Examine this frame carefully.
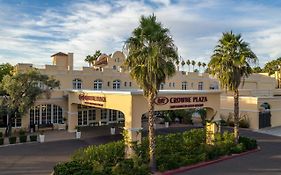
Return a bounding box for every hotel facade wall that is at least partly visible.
[7,51,281,131]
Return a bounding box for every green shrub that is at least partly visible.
[30,135,37,142]
[112,158,149,175]
[9,136,16,144]
[19,129,26,136]
[230,143,245,154]
[53,129,257,174]
[19,135,27,143]
[53,161,92,175]
[0,132,3,138]
[0,137,3,145]
[239,136,257,150]
[72,140,125,170]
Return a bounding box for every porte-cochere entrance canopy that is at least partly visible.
[67,89,221,142]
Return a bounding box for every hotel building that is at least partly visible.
[1,51,281,135]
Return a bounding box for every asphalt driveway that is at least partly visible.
[1,126,281,175]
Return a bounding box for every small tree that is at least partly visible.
[0,70,60,136]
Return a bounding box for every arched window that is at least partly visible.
[182,81,187,90]
[30,104,63,125]
[73,79,82,89]
[94,79,102,90]
[113,80,121,90]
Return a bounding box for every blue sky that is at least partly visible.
[0,0,281,68]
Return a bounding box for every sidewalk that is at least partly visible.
[255,126,281,137]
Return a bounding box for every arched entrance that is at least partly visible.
[67,90,221,143]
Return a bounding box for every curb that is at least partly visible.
[157,147,260,175]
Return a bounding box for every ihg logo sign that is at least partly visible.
[154,97,169,105]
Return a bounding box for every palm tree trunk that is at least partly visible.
[234,89,239,143]
[148,93,156,172]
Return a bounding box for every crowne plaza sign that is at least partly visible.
[78,93,106,107]
[154,96,208,109]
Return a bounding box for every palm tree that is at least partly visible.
[84,50,102,66]
[186,59,191,72]
[197,61,202,72]
[181,60,185,71]
[175,60,180,71]
[84,55,93,66]
[191,60,196,72]
[124,14,178,171]
[208,31,257,143]
[202,62,206,72]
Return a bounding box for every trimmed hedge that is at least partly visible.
[9,136,16,144]
[19,135,27,143]
[30,135,37,142]
[0,137,3,145]
[54,129,257,174]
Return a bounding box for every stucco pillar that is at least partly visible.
[68,103,78,132]
[123,110,142,158]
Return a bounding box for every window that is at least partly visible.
[169,82,171,87]
[107,81,110,87]
[0,109,21,128]
[198,82,203,90]
[88,110,96,121]
[73,79,82,89]
[113,80,121,90]
[160,83,164,90]
[124,82,127,87]
[173,82,175,87]
[94,79,102,90]
[129,82,132,87]
[109,110,117,122]
[101,109,107,120]
[182,81,187,90]
[30,104,63,125]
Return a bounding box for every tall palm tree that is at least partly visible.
[84,55,93,66]
[191,60,196,72]
[208,31,257,143]
[84,50,102,66]
[202,62,206,71]
[124,14,178,171]
[197,61,202,72]
[175,60,180,71]
[186,59,191,72]
[181,60,185,71]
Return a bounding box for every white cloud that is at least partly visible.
[0,0,281,68]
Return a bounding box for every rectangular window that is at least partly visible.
[101,109,107,120]
[47,104,52,123]
[83,111,87,125]
[88,110,96,121]
[78,111,82,125]
[41,105,47,124]
[198,82,203,90]
[124,82,127,87]
[129,82,132,87]
[107,82,110,87]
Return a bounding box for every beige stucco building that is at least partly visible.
[2,50,281,140]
